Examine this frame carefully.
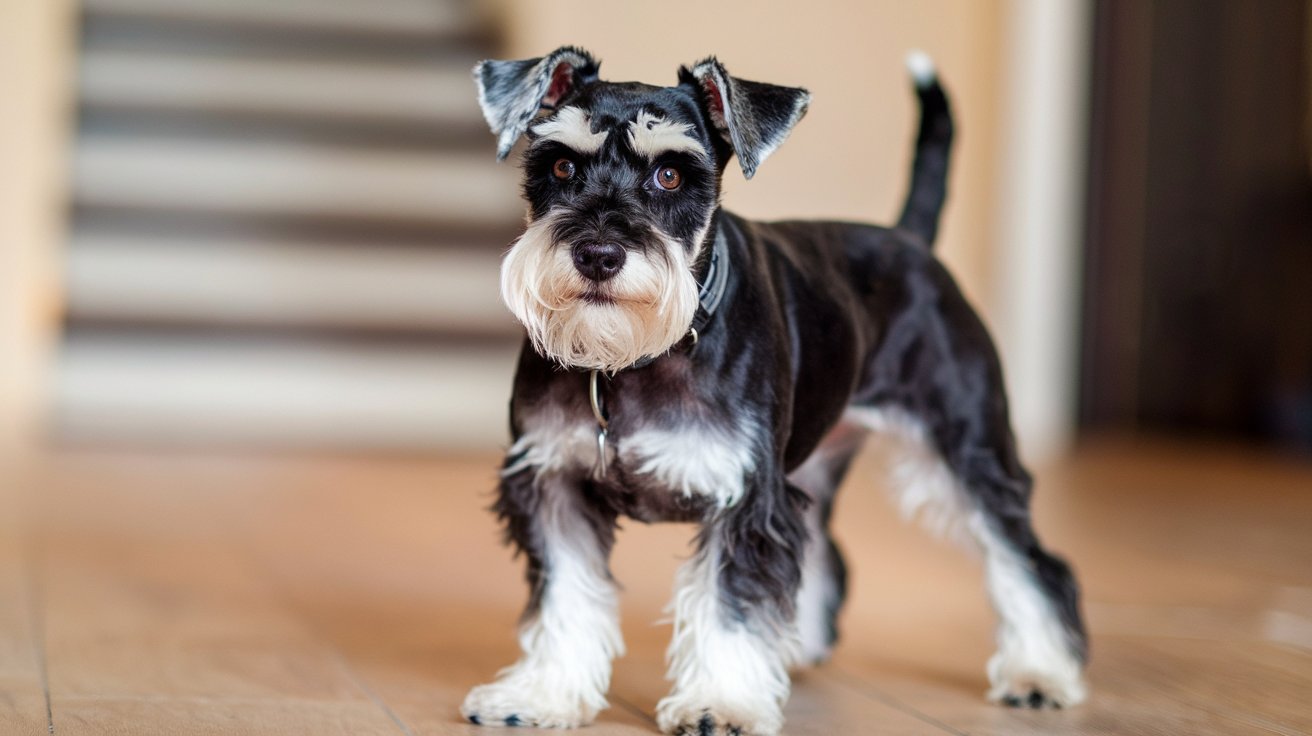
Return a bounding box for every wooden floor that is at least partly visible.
[2,436,1310,735]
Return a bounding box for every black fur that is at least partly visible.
[520,81,721,253]
[493,457,620,624]
[470,47,1087,731]
[898,74,953,245]
[496,207,1085,655]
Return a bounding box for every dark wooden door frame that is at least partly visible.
[1081,0,1312,449]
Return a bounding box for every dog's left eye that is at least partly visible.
[552,158,576,180]
[653,166,682,191]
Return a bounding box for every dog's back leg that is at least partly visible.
[787,420,866,665]
[844,279,1088,706]
[844,239,1088,707]
[850,401,1087,708]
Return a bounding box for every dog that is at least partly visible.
[460,46,1088,735]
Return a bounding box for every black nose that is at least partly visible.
[572,242,626,282]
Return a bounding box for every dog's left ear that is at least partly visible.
[474,46,601,160]
[682,58,810,179]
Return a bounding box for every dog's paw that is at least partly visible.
[461,679,599,729]
[656,698,782,736]
[986,641,1087,711]
[669,711,744,736]
[658,709,762,736]
[986,670,1087,710]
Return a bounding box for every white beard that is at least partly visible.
[500,209,700,372]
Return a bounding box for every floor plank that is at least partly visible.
[612,647,959,736]
[3,437,1310,734]
[824,437,1312,736]
[236,461,674,735]
[32,461,411,735]
[53,699,409,736]
[0,462,50,736]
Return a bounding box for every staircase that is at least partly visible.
[54,0,525,450]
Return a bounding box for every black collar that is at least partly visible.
[690,221,730,337]
[625,221,730,370]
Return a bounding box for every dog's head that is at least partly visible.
[474,46,809,372]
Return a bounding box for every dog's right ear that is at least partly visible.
[473,46,601,160]
[681,57,810,180]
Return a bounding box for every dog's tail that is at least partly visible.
[896,51,953,248]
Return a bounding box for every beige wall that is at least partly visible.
[488,2,1102,461]
[0,2,1088,457]
[489,1,1006,317]
[0,0,75,454]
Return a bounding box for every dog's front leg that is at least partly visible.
[461,467,622,728]
[657,478,809,736]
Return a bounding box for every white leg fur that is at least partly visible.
[791,500,838,665]
[786,421,864,666]
[460,475,624,727]
[977,517,1087,707]
[846,407,1086,707]
[657,540,796,736]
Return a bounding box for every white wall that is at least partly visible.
[0,0,75,455]
[993,0,1093,461]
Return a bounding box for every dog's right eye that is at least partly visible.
[552,158,576,180]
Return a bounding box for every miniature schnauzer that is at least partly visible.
[461,46,1088,735]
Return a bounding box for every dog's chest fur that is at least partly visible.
[509,351,762,522]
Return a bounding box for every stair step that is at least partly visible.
[82,0,481,40]
[72,135,522,227]
[54,333,519,450]
[60,0,519,451]
[79,48,484,129]
[65,232,514,333]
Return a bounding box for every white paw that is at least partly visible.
[656,693,783,736]
[461,677,601,729]
[986,651,1087,709]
